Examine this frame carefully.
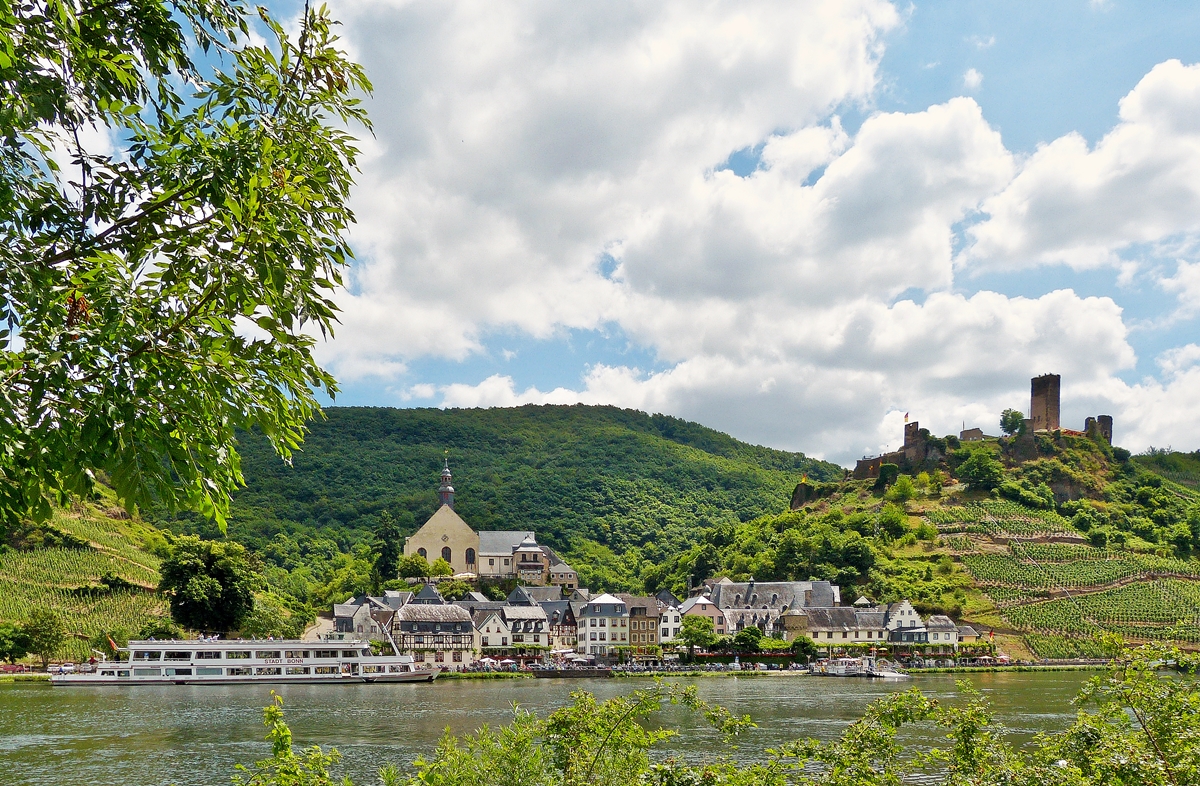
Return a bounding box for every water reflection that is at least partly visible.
[0,672,1090,786]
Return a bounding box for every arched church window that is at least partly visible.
[418,548,427,559]
[442,546,452,563]
[466,548,476,564]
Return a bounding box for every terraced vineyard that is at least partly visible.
[0,506,167,662]
[927,501,1075,538]
[1003,580,1200,643]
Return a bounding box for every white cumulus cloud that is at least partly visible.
[312,1,1200,463]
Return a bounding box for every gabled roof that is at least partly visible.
[587,593,624,605]
[411,505,476,541]
[802,607,887,630]
[412,583,445,604]
[617,595,664,615]
[478,531,535,555]
[465,592,491,603]
[549,561,575,572]
[679,595,715,614]
[539,600,575,625]
[521,586,566,602]
[507,585,537,606]
[655,589,682,608]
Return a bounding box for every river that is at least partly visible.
[0,671,1093,785]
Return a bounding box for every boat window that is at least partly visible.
[100,671,115,676]
[363,665,385,673]
[255,667,282,675]
[286,667,311,675]
[226,667,253,676]
[226,651,251,659]
[314,665,339,674]
[132,651,161,661]
[284,650,309,659]
[361,650,371,657]
[388,665,407,673]
[196,651,222,659]
[164,651,191,660]
[196,667,223,676]
[133,668,160,676]
[165,668,192,676]
[256,651,281,659]
[340,650,359,658]
[313,650,338,659]
[117,671,130,678]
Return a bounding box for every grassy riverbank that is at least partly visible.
[0,673,50,683]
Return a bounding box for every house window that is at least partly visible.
[453,651,463,662]
[504,558,510,566]
[435,651,444,663]
[466,548,476,564]
[442,546,452,563]
[489,558,495,566]
[932,633,939,640]
[418,548,427,558]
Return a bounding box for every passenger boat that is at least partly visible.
[51,637,438,686]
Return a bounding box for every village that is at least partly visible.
[323,462,998,673]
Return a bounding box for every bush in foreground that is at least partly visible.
[237,643,1198,785]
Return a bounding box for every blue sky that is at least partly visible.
[306,0,1200,464]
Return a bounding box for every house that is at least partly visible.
[333,591,411,641]
[392,585,474,670]
[925,615,959,646]
[618,595,665,659]
[540,599,578,651]
[679,595,727,637]
[402,462,574,585]
[655,589,682,608]
[883,601,927,643]
[474,609,510,650]
[658,605,682,644]
[800,607,888,645]
[548,561,579,590]
[577,593,629,659]
[957,624,983,644]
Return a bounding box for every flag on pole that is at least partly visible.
[107,635,118,652]
[904,412,909,423]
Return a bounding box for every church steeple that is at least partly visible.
[437,458,455,509]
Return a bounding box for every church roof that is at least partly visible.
[478,530,535,555]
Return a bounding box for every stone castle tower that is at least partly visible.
[1030,374,1061,431]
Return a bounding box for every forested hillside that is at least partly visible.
[150,405,841,592]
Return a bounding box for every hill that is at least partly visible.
[0,492,168,662]
[661,431,1200,659]
[150,404,841,591]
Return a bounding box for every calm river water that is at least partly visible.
[0,671,1092,786]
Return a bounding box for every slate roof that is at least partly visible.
[802,607,887,631]
[522,586,566,602]
[925,614,958,631]
[708,580,839,610]
[453,600,506,616]
[478,531,535,555]
[412,583,445,604]
[655,589,682,608]
[540,600,575,627]
[398,604,472,623]
[507,585,537,606]
[504,605,548,621]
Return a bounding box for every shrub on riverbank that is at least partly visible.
[236,644,1198,785]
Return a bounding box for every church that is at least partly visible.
[402,462,579,589]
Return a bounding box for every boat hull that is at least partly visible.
[52,671,437,686]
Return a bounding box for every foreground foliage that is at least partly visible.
[238,644,1198,786]
[0,0,369,533]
